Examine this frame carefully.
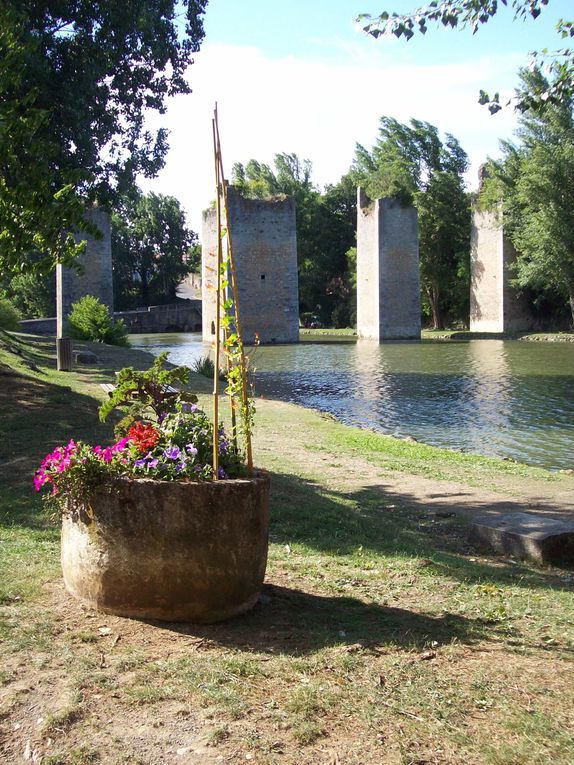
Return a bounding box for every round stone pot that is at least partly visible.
[61,473,270,623]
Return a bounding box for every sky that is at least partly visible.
[140,0,573,232]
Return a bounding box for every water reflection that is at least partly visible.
[129,333,574,470]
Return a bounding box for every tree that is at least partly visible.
[0,1,207,275]
[232,154,356,325]
[112,191,195,309]
[352,117,471,328]
[1,270,56,319]
[359,1,574,113]
[481,68,574,325]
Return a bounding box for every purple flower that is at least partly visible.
[193,465,202,474]
[175,461,186,473]
[219,439,229,455]
[148,458,159,469]
[163,446,181,460]
[182,403,199,414]
[186,443,198,457]
[218,466,228,479]
[134,458,147,469]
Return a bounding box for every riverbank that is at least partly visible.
[1,333,573,764]
[300,327,574,342]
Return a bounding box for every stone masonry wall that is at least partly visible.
[56,206,113,336]
[202,186,299,345]
[357,189,421,340]
[470,207,534,333]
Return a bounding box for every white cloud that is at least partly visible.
[140,43,524,233]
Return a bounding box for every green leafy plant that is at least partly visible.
[0,298,21,331]
[99,351,196,434]
[67,295,129,346]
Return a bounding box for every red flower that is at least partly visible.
[128,422,160,454]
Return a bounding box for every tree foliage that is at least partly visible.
[232,155,356,325]
[352,117,471,328]
[0,0,207,274]
[359,0,574,113]
[112,190,196,309]
[481,68,574,325]
[1,269,56,319]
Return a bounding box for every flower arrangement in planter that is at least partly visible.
[34,353,269,623]
[34,108,269,622]
[34,353,245,504]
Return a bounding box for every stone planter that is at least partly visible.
[61,473,270,622]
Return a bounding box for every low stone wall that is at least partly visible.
[19,301,202,336]
[19,318,57,335]
[115,301,201,334]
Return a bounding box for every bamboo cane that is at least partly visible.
[211,116,222,479]
[213,106,254,475]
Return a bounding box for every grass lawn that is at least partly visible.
[1,332,573,765]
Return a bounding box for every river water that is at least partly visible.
[129,333,574,471]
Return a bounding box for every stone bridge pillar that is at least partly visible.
[356,188,420,341]
[202,186,299,345]
[470,206,534,333]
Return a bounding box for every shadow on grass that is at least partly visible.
[155,583,493,655]
[0,368,114,528]
[268,471,573,591]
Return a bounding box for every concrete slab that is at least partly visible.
[469,512,574,567]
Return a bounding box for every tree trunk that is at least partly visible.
[426,285,443,330]
[569,286,574,329]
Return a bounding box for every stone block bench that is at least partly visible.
[469,512,574,567]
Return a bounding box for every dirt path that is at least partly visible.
[255,399,574,524]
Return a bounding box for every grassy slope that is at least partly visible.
[1,333,573,765]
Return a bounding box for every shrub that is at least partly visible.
[67,295,129,346]
[330,302,352,329]
[0,299,22,331]
[192,354,226,380]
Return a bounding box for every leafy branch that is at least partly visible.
[358,1,574,113]
[99,352,197,434]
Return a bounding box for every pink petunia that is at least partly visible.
[112,437,131,453]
